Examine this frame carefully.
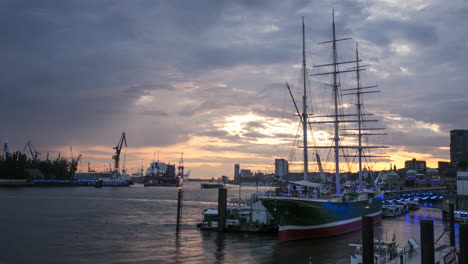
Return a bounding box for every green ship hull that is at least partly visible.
[260,194,382,241]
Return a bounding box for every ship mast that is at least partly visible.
[344,42,387,190]
[301,17,309,181]
[355,43,364,189]
[331,11,340,194]
[310,10,355,195]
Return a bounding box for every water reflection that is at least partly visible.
[269,230,362,264]
[0,183,459,264]
[175,233,182,263]
[215,232,225,263]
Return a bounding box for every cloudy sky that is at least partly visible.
[1,0,467,179]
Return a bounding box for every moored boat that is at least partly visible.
[382,205,401,217]
[408,200,420,210]
[144,162,177,187]
[261,192,381,240]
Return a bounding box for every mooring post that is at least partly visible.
[362,216,374,264]
[176,187,183,234]
[460,223,468,264]
[218,188,227,232]
[420,219,434,264]
[449,203,455,247]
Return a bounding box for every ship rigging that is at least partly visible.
[259,12,386,241]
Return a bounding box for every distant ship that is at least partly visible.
[259,13,385,241]
[200,182,225,189]
[144,162,177,187]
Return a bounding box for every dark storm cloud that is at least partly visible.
[359,19,438,47]
[195,130,242,142]
[1,0,467,166]
[0,0,233,149]
[242,131,269,138]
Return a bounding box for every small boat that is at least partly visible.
[95,180,103,188]
[349,238,419,264]
[201,183,225,189]
[350,236,458,263]
[454,210,468,222]
[394,202,410,213]
[382,205,400,217]
[408,201,420,210]
[198,197,277,233]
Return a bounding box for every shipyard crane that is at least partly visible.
[316,153,326,183]
[70,151,82,178]
[70,146,82,165]
[3,141,11,157]
[70,146,82,173]
[23,140,40,160]
[112,132,127,174]
[177,152,184,177]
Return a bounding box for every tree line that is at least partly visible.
[0,151,77,180]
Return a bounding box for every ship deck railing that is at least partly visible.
[228,198,252,206]
[254,191,376,203]
[254,191,338,201]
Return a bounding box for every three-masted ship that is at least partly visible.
[260,12,387,241]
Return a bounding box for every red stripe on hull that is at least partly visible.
[279,213,381,241]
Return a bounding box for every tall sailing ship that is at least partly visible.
[259,12,387,241]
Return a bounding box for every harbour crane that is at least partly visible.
[112,132,127,175]
[70,146,82,164]
[3,140,11,157]
[316,153,326,183]
[70,147,82,178]
[177,152,184,177]
[23,140,40,160]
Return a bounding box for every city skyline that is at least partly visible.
[2,0,467,178]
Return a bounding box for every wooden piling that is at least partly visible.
[420,219,434,264]
[460,223,468,264]
[362,216,374,264]
[449,203,455,247]
[176,187,183,234]
[218,188,227,232]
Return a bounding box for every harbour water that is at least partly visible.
[0,182,457,264]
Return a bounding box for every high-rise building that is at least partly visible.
[275,159,289,178]
[438,161,450,172]
[450,129,468,163]
[240,169,253,178]
[404,158,426,172]
[234,164,240,184]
